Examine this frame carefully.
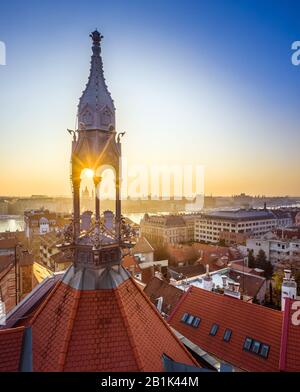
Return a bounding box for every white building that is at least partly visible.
[246,237,300,267]
[175,265,267,303]
[195,209,292,244]
[281,269,297,311]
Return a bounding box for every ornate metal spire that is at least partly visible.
[78,30,115,132]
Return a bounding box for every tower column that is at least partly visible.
[73,178,81,241]
[115,166,121,242]
[94,176,101,227]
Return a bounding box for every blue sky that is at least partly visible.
[0,0,299,196]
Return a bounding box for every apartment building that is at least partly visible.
[195,209,292,244]
[246,237,300,268]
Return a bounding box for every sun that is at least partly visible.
[84,168,94,179]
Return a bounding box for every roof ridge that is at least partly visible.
[113,282,144,371]
[191,285,283,317]
[141,236,154,250]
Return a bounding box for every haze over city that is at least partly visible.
[1,0,300,197]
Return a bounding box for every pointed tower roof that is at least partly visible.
[27,268,198,371]
[78,30,115,132]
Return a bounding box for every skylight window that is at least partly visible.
[209,323,219,336]
[243,337,270,360]
[251,340,261,354]
[192,317,201,328]
[186,315,194,325]
[259,344,270,359]
[181,313,189,323]
[243,337,252,351]
[223,329,232,342]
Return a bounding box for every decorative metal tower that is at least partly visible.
[60,31,133,280]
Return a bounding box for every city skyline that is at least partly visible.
[1,0,300,197]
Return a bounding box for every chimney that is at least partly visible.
[81,210,92,231]
[221,275,228,288]
[104,210,114,231]
[206,264,210,275]
[281,270,297,311]
[156,297,163,314]
[264,202,267,210]
[224,280,241,299]
[284,269,291,280]
[203,265,213,292]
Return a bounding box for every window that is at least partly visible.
[181,313,189,323]
[223,329,232,342]
[186,315,194,325]
[243,337,252,351]
[192,317,201,328]
[259,344,270,359]
[251,340,261,354]
[210,323,219,336]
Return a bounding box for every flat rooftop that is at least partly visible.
[201,209,276,222]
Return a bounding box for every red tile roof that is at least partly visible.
[0,327,24,371]
[131,237,154,254]
[122,255,141,272]
[144,276,184,316]
[0,255,14,274]
[169,286,284,372]
[29,275,198,371]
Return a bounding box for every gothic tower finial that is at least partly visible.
[89,30,103,46]
[77,30,115,132]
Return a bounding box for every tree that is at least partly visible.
[255,249,267,270]
[264,260,274,280]
[248,249,256,268]
[255,249,274,304]
[273,271,284,308]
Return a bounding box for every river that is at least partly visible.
[0,213,146,232]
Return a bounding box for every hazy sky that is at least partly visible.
[0,0,300,197]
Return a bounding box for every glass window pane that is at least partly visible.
[251,340,261,354]
[192,317,201,328]
[210,323,219,336]
[186,315,194,325]
[244,337,252,351]
[181,313,189,322]
[260,344,269,358]
[223,329,232,342]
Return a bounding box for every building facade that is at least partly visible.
[195,209,292,244]
[140,213,201,245]
[246,237,300,268]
